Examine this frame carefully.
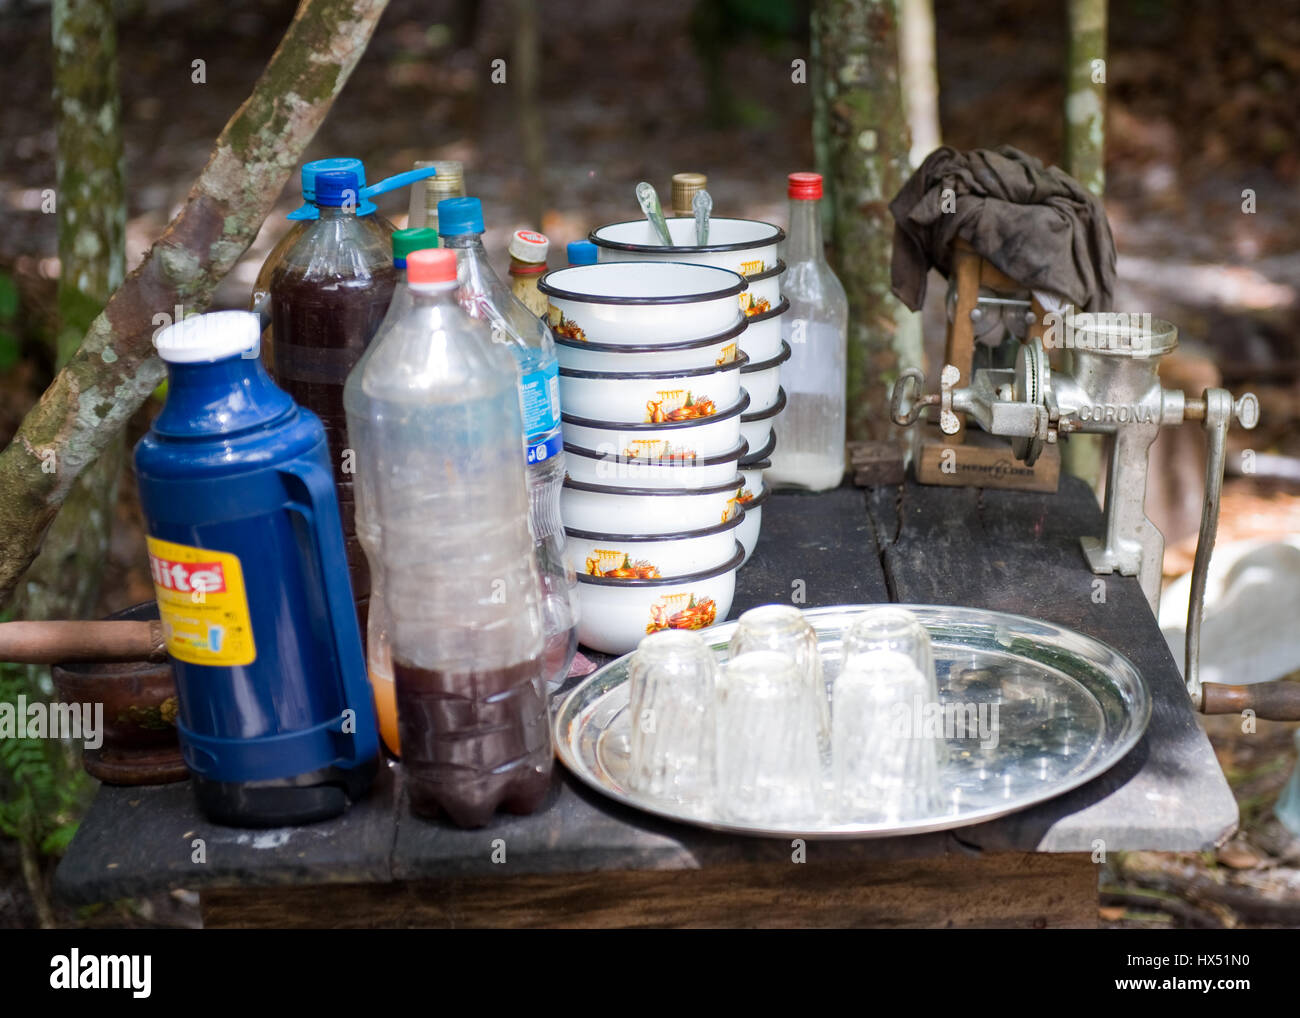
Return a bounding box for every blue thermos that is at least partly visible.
[135,311,380,827]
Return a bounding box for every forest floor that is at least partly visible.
[0,0,1298,928]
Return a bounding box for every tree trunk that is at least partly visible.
[813,0,922,441]
[0,0,391,610]
[1064,0,1106,197]
[898,0,940,169]
[14,0,127,626]
[1063,0,1107,490]
[512,0,545,228]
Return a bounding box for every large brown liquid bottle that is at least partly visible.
[268,167,396,629]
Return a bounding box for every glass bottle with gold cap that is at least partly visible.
[671,172,708,218]
[407,159,466,233]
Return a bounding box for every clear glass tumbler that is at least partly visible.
[626,629,718,807]
[727,604,829,753]
[833,607,946,821]
[714,649,824,825]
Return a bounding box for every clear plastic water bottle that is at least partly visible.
[344,226,439,758]
[346,248,553,827]
[767,172,849,491]
[437,197,578,687]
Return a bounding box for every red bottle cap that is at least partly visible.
[788,172,823,200]
[407,248,457,285]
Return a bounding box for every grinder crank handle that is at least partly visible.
[1183,388,1280,713]
[890,366,961,429]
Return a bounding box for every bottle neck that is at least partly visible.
[439,232,504,298]
[509,257,546,278]
[154,355,294,439]
[786,196,824,264]
[316,204,356,221]
[439,231,484,252]
[409,281,460,304]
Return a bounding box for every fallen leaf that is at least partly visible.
[1217,840,1264,869]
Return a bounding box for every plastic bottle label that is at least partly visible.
[527,431,564,465]
[146,537,257,667]
[519,362,560,439]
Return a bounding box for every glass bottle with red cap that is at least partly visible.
[767,171,848,492]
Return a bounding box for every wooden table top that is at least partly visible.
[54,479,1237,906]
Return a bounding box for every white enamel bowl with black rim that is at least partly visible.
[566,512,745,581]
[562,391,749,462]
[564,437,748,490]
[591,217,784,279]
[736,484,770,566]
[558,352,748,424]
[740,260,784,317]
[740,340,790,413]
[561,475,746,536]
[740,457,769,503]
[740,297,789,363]
[554,316,747,373]
[739,387,787,455]
[740,427,776,466]
[575,542,744,655]
[538,261,747,346]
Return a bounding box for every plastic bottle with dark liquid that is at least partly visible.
[345,249,553,828]
[250,157,394,371]
[395,659,551,826]
[343,226,440,759]
[268,166,396,630]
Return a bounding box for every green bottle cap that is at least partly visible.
[392,227,440,265]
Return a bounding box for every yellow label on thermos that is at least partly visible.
[145,537,257,667]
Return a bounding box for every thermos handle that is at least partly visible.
[278,457,380,766]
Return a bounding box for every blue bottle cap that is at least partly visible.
[567,240,598,266]
[288,157,378,219]
[314,168,363,209]
[437,196,484,236]
[302,157,365,202]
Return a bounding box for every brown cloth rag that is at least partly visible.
[889,145,1117,313]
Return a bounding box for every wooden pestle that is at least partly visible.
[0,620,166,664]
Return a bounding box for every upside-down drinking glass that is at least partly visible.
[833,606,946,821]
[714,649,824,824]
[727,604,829,752]
[626,629,718,807]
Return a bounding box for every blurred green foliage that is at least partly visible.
[0,603,95,929]
[690,0,809,126]
[0,655,92,857]
[0,271,21,373]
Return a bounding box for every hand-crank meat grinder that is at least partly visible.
[888,313,1299,720]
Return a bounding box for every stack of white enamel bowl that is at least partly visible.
[539,260,754,655]
[589,218,788,554]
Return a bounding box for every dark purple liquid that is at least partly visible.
[394,657,553,828]
[269,265,396,621]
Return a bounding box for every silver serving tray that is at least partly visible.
[553,604,1151,839]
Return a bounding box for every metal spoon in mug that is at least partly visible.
[693,189,712,246]
[636,182,674,246]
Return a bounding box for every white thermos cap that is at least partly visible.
[154,310,261,364]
